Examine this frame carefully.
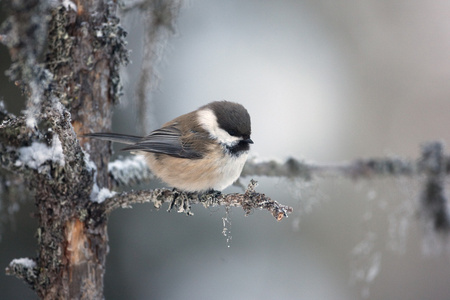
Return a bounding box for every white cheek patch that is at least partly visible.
[197,109,241,146]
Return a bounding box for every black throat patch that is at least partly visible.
[225,140,250,156]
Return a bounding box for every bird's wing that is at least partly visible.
[122,124,204,159]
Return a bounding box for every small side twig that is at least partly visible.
[5,258,38,288]
[103,180,292,221]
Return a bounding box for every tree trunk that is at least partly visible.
[37,1,128,298]
[1,0,127,298]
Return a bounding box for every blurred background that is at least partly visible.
[2,0,450,299]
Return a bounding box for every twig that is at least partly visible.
[103,180,292,221]
[5,258,38,287]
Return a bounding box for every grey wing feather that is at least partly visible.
[122,125,203,159]
[83,133,142,145]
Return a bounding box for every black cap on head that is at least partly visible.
[204,101,252,139]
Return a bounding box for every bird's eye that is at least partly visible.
[227,129,238,136]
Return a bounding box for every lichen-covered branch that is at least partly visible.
[242,152,442,180]
[0,103,91,181]
[103,179,293,221]
[5,258,38,287]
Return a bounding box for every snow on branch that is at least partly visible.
[108,155,156,186]
[0,102,94,187]
[103,180,293,221]
[5,257,38,287]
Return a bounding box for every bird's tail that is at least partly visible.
[83,133,142,145]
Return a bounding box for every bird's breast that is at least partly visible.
[143,145,248,192]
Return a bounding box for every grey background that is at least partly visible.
[1,1,450,299]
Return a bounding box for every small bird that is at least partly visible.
[84,101,253,192]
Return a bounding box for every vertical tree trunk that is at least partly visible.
[36,1,128,298]
[0,0,127,298]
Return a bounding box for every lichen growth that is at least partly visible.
[46,3,129,108]
[98,1,130,104]
[46,5,76,107]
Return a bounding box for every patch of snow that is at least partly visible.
[18,135,65,169]
[90,184,116,203]
[97,187,116,203]
[50,0,77,11]
[108,155,154,184]
[26,115,37,128]
[108,155,146,171]
[83,150,97,172]
[54,101,65,115]
[10,257,36,269]
[83,151,110,203]
[62,0,77,11]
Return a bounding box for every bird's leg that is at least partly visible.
[168,188,193,216]
[167,188,180,212]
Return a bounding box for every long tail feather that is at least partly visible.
[83,133,142,145]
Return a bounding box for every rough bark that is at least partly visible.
[1,0,128,298]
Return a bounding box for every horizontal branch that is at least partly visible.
[103,180,292,221]
[108,141,449,183]
[243,145,449,180]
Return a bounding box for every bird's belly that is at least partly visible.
[143,151,248,192]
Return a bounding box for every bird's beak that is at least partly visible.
[244,138,254,144]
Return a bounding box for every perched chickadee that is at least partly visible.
[85,101,253,192]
